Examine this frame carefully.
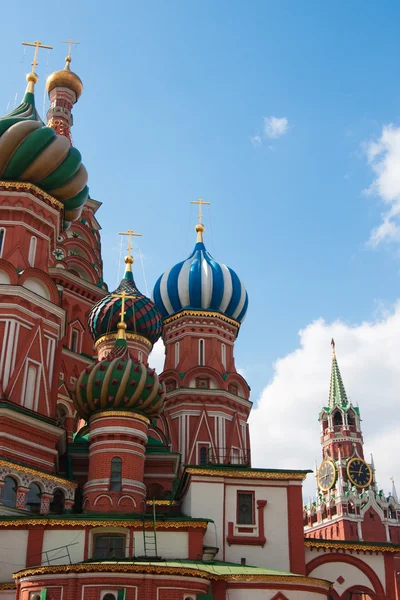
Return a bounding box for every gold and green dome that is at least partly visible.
[46,57,83,100]
[0,79,88,226]
[74,338,166,420]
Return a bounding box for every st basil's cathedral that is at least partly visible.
[0,41,399,600]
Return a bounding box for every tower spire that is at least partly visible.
[22,39,53,92]
[328,339,348,408]
[118,228,142,273]
[191,197,210,242]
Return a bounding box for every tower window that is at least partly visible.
[50,489,65,514]
[333,411,343,426]
[174,342,180,368]
[237,491,255,525]
[199,446,208,465]
[0,227,5,257]
[71,329,79,353]
[1,476,17,508]
[110,457,122,491]
[221,343,226,369]
[28,236,37,267]
[199,339,205,366]
[23,363,39,410]
[26,483,41,514]
[93,534,126,559]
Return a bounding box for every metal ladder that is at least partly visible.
[142,501,158,559]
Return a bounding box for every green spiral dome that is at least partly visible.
[74,339,166,420]
[0,91,88,225]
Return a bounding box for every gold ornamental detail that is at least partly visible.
[0,518,208,529]
[12,562,330,587]
[91,410,150,424]
[304,539,400,553]
[186,467,308,481]
[0,459,77,488]
[0,181,63,209]
[94,332,153,350]
[164,310,240,328]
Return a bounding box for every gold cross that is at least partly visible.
[191,198,210,226]
[119,228,142,259]
[111,290,136,339]
[61,39,80,59]
[22,40,53,75]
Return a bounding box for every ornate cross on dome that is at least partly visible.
[191,198,210,226]
[62,39,80,60]
[119,228,142,262]
[22,40,53,75]
[111,290,136,340]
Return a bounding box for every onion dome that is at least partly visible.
[0,76,88,226]
[153,223,248,323]
[46,56,83,100]
[74,338,166,420]
[88,258,163,347]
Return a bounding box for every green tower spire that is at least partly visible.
[328,339,348,408]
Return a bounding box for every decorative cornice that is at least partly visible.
[0,582,15,590]
[146,499,176,505]
[94,332,153,350]
[304,539,400,553]
[0,181,63,210]
[0,518,208,529]
[163,309,240,328]
[186,467,309,481]
[0,459,77,488]
[12,562,330,587]
[90,410,150,425]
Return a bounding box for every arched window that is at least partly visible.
[174,342,180,368]
[199,446,208,465]
[23,364,39,410]
[71,329,79,353]
[1,476,17,508]
[333,411,343,426]
[110,457,122,491]
[26,483,41,514]
[28,236,37,267]
[50,489,65,514]
[347,410,355,426]
[199,339,205,366]
[56,403,67,427]
[103,595,117,600]
[221,343,226,369]
[0,227,5,258]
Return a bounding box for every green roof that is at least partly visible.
[329,345,348,408]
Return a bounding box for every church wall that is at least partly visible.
[0,530,28,582]
[227,589,328,599]
[307,558,383,597]
[181,479,224,555]
[224,483,290,572]
[133,531,188,559]
[42,529,85,565]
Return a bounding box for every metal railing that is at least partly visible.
[206,448,250,466]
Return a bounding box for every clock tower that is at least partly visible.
[304,340,400,544]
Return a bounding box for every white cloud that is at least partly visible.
[249,304,400,498]
[250,134,262,147]
[148,339,165,373]
[263,116,289,139]
[364,125,400,245]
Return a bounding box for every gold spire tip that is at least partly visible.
[111,290,136,340]
[61,39,80,62]
[22,40,53,92]
[119,228,142,270]
[191,198,210,242]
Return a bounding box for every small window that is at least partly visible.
[138,351,143,362]
[347,411,355,426]
[1,476,17,508]
[199,339,205,366]
[26,483,41,514]
[199,446,208,465]
[93,534,126,559]
[0,227,5,257]
[174,342,180,368]
[110,457,122,491]
[24,363,38,410]
[71,329,79,353]
[103,595,117,600]
[221,343,226,369]
[28,236,37,267]
[237,491,255,525]
[50,489,65,514]
[333,411,343,426]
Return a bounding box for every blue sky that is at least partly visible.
[2,2,400,489]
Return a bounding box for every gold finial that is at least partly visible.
[111,290,136,340]
[22,40,53,92]
[331,338,336,356]
[61,39,80,68]
[119,228,142,271]
[190,198,210,242]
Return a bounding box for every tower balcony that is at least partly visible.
[204,448,251,467]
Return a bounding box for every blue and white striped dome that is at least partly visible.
[153,240,248,323]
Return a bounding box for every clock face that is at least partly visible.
[347,458,372,488]
[52,248,65,261]
[317,460,336,491]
